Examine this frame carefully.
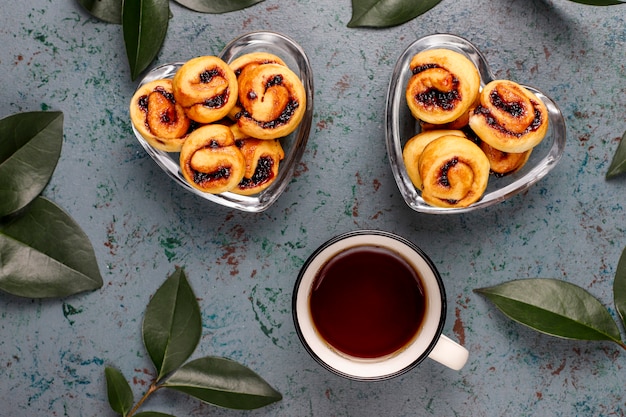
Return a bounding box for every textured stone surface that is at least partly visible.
[1,0,625,416]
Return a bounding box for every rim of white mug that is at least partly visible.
[292,230,446,380]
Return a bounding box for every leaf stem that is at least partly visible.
[127,381,161,417]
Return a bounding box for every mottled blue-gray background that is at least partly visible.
[1,0,625,416]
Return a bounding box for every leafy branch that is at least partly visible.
[105,268,282,416]
[0,111,103,298]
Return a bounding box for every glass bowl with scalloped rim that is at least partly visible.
[385,33,566,214]
[131,31,314,213]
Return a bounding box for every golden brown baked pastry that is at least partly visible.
[469,80,549,153]
[419,135,490,208]
[179,124,245,194]
[230,52,287,80]
[235,63,306,140]
[172,56,238,124]
[402,129,467,190]
[479,140,532,176]
[406,49,480,125]
[419,94,480,131]
[229,125,285,195]
[129,79,191,152]
[228,52,287,120]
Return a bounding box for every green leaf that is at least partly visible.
[614,247,626,330]
[0,196,103,298]
[567,0,624,5]
[105,367,134,416]
[143,267,201,381]
[134,412,177,417]
[474,278,622,344]
[77,0,123,24]
[172,0,264,13]
[0,111,63,218]
[122,0,170,80]
[606,130,626,179]
[163,356,282,410]
[348,0,442,28]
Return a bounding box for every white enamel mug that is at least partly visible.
[292,230,468,380]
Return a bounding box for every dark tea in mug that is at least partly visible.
[309,245,426,358]
[293,230,468,380]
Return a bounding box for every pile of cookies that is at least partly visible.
[130,52,307,195]
[402,48,549,208]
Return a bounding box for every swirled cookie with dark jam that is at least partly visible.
[179,124,245,194]
[406,49,480,125]
[228,52,287,121]
[418,135,490,208]
[235,63,307,140]
[172,56,239,124]
[402,129,468,191]
[130,79,191,152]
[469,79,549,153]
[230,125,285,196]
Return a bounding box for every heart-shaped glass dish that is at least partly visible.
[385,34,566,214]
[131,31,314,212]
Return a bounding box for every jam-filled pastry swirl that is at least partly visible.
[230,126,285,195]
[230,52,287,80]
[235,63,306,140]
[479,140,532,176]
[179,124,245,194]
[130,79,191,152]
[172,56,238,124]
[402,129,467,190]
[406,49,480,125]
[418,135,490,208]
[469,80,549,153]
[228,52,287,120]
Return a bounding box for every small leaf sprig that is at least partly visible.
[347,0,442,28]
[105,268,282,416]
[475,246,626,350]
[76,0,264,80]
[0,111,103,298]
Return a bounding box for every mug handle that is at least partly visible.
[427,334,469,371]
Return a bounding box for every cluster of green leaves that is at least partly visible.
[0,112,103,298]
[105,268,282,416]
[79,0,624,81]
